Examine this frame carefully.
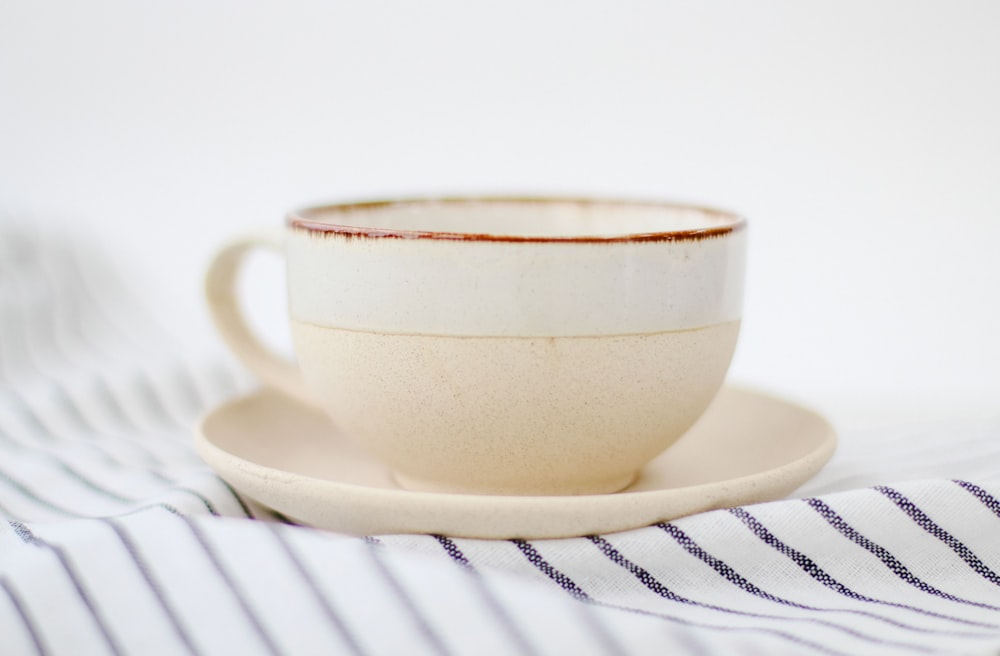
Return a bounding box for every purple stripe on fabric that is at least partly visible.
[511,539,590,601]
[178,516,283,656]
[806,497,1000,610]
[433,536,544,656]
[217,481,253,518]
[267,525,367,656]
[512,536,847,655]
[729,506,998,629]
[9,521,125,656]
[364,539,452,656]
[955,480,1000,518]
[876,486,1000,589]
[0,418,222,519]
[0,577,48,656]
[433,535,471,568]
[589,534,933,651]
[104,518,201,656]
[658,522,964,632]
[0,468,81,517]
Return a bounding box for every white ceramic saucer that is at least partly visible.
[195,387,836,539]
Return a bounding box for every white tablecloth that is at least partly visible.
[3,225,1000,656]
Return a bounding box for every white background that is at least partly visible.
[2,0,998,431]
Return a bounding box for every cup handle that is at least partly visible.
[204,232,313,406]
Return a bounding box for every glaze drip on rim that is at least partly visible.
[287,197,746,243]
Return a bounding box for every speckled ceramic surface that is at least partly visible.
[195,386,836,539]
[205,197,748,496]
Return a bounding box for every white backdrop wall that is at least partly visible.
[2,0,998,429]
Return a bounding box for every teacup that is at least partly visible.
[205,197,746,496]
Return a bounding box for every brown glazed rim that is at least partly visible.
[287,197,746,243]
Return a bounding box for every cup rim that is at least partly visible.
[287,196,746,243]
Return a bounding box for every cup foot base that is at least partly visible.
[390,470,639,497]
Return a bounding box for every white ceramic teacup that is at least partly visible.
[205,197,746,496]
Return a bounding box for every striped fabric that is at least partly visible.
[3,224,1000,656]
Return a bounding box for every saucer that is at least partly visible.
[195,387,836,539]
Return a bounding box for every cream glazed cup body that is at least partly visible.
[206,198,747,496]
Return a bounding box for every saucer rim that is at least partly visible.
[195,387,837,537]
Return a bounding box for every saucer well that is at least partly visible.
[195,387,836,539]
